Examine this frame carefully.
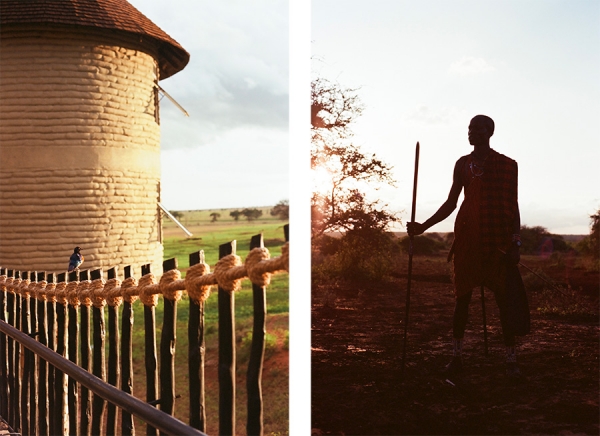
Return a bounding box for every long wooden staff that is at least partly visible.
[401,142,420,378]
[480,285,488,356]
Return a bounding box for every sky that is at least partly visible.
[312,0,600,235]
[127,0,289,212]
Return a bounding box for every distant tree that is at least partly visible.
[170,211,184,220]
[590,210,600,259]
[576,209,600,259]
[242,208,263,221]
[210,212,221,222]
[230,210,242,221]
[270,200,289,220]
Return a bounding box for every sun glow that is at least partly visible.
[312,166,334,194]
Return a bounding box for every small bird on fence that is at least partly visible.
[68,246,84,272]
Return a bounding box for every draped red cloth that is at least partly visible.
[451,149,518,297]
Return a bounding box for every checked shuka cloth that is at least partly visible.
[451,149,519,297]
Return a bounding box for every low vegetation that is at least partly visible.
[313,216,598,319]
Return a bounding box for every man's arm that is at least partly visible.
[407,157,465,236]
[512,204,521,235]
[506,200,521,265]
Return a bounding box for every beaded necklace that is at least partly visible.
[469,152,489,178]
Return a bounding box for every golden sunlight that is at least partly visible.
[312,166,334,194]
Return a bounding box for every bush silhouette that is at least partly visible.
[398,235,446,255]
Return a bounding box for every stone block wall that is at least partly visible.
[0,25,165,274]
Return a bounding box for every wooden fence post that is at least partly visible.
[79,269,92,436]
[247,234,266,436]
[37,271,49,436]
[219,241,236,436]
[120,265,135,435]
[67,269,80,436]
[30,271,42,436]
[160,258,179,418]
[46,272,56,436]
[142,263,160,436]
[13,271,22,434]
[188,251,207,432]
[6,270,15,425]
[0,268,8,421]
[21,271,32,436]
[106,267,120,436]
[55,272,68,436]
[91,269,107,435]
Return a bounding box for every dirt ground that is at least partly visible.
[311,253,599,435]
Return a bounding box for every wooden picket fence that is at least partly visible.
[0,225,289,435]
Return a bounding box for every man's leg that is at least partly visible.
[446,290,473,374]
[493,289,520,376]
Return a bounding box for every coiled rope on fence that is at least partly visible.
[0,242,289,308]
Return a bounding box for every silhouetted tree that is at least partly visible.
[230,210,242,221]
[311,77,363,137]
[311,77,398,237]
[210,212,221,222]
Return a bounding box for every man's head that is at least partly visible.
[468,115,494,146]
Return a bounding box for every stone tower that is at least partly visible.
[0,0,189,274]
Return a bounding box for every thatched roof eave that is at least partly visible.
[0,0,190,80]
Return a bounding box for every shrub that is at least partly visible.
[312,228,398,282]
[398,235,446,255]
[520,225,571,255]
[312,234,343,257]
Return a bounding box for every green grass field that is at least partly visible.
[130,208,289,435]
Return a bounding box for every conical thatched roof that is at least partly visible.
[0,0,189,79]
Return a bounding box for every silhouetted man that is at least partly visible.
[407,115,522,377]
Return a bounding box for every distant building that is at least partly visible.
[0,0,189,274]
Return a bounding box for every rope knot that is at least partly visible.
[35,281,48,302]
[214,254,244,292]
[279,242,290,272]
[138,273,159,307]
[245,247,272,287]
[105,278,122,307]
[160,269,183,302]
[121,277,139,304]
[55,282,68,305]
[91,278,106,309]
[66,281,81,307]
[8,278,21,294]
[45,283,57,303]
[19,279,31,297]
[185,262,213,303]
[78,280,93,307]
